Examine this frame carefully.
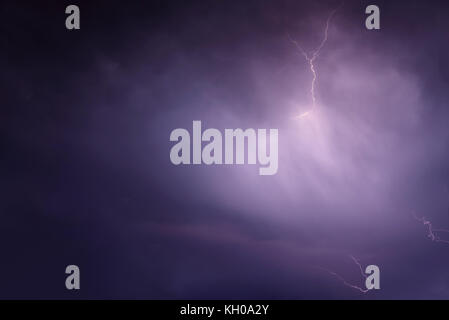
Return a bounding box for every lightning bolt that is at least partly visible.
[413,213,449,244]
[288,8,339,119]
[288,3,375,295]
[320,255,371,294]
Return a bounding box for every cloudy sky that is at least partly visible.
[1,0,449,299]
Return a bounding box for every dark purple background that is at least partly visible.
[1,0,449,299]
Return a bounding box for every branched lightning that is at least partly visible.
[350,255,367,280]
[320,255,370,294]
[413,213,449,244]
[288,8,339,118]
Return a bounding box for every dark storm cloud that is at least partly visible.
[1,0,449,299]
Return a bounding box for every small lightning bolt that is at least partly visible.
[288,8,339,119]
[320,255,370,294]
[413,213,449,244]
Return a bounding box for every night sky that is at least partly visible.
[1,0,449,299]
